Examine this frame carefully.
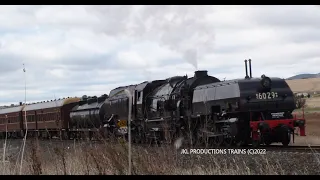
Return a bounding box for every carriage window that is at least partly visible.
[32,115,35,122]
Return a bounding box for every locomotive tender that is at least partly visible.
[0,59,306,147]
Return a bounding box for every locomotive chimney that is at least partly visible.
[248,59,252,78]
[244,60,249,79]
[19,102,22,106]
[194,70,208,78]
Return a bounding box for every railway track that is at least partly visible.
[264,145,320,154]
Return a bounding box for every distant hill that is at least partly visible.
[287,73,320,80]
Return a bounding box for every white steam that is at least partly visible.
[84,5,215,70]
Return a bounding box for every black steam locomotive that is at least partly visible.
[97,59,306,147]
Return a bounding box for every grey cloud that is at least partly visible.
[278,27,320,44]
[250,5,320,28]
[0,54,24,74]
[1,5,320,105]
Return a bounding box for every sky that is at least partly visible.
[0,5,320,106]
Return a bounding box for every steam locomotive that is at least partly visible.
[0,59,306,147]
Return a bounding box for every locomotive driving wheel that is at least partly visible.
[133,125,145,144]
[262,134,272,146]
[180,126,198,148]
[212,136,223,148]
[196,127,208,147]
[281,127,291,147]
[224,137,234,147]
[252,140,260,148]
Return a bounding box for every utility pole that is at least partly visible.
[124,89,132,175]
[3,115,8,165]
[20,63,28,175]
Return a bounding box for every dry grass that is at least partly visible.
[0,137,319,175]
[286,77,320,108]
[306,97,320,109]
[286,78,320,94]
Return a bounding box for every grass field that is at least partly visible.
[286,78,320,94]
[0,136,319,175]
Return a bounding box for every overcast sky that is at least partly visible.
[0,5,319,105]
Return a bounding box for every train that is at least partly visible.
[0,59,306,147]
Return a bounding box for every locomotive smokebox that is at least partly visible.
[194,70,208,78]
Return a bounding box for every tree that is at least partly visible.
[294,96,307,109]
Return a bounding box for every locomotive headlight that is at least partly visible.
[261,74,272,89]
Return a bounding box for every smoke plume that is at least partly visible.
[85,5,215,70]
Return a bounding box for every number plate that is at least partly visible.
[117,120,127,127]
[256,92,279,100]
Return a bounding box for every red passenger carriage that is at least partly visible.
[22,97,80,139]
[0,105,24,138]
